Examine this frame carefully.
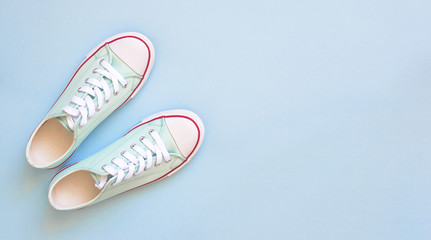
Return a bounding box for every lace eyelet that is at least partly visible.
[120,151,126,156]
[123,83,128,89]
[113,91,119,96]
[154,163,160,167]
[148,129,155,134]
[92,69,97,74]
[96,108,100,112]
[130,144,136,148]
[99,59,105,65]
[139,136,145,141]
[105,99,109,103]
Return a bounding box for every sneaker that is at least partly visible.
[26,32,155,169]
[48,110,205,210]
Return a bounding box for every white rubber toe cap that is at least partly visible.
[108,34,151,75]
[165,114,202,157]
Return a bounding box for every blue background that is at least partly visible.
[1,0,431,239]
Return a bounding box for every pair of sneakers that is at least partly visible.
[26,32,205,210]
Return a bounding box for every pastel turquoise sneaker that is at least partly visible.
[26,32,155,169]
[48,110,205,210]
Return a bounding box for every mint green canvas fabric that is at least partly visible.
[49,117,186,210]
[27,44,144,169]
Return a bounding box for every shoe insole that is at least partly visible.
[51,170,101,208]
[30,118,73,166]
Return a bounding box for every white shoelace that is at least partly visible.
[63,59,127,129]
[95,130,171,189]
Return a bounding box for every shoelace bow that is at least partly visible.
[63,59,127,129]
[95,130,171,189]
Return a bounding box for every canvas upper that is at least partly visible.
[48,110,205,210]
[26,32,154,169]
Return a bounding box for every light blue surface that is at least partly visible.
[1,0,430,239]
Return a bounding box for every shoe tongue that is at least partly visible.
[91,171,111,189]
[90,172,102,185]
[56,116,73,133]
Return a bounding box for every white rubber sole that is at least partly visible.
[83,32,155,100]
[135,109,205,177]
